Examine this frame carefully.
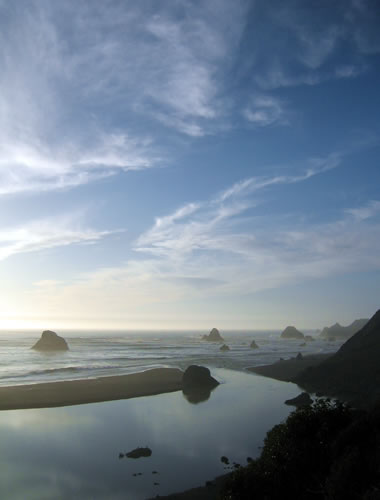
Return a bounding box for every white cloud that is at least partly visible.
[0,213,116,261]
[345,200,380,221]
[243,95,289,127]
[0,1,248,196]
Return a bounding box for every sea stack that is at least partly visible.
[280,326,304,339]
[250,340,259,349]
[32,330,69,351]
[220,344,230,352]
[202,328,224,342]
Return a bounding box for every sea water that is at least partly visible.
[0,329,341,386]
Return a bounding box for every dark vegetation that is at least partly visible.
[221,399,380,500]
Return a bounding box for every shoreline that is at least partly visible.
[0,367,184,410]
[247,353,333,382]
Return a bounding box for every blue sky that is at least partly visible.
[0,0,379,330]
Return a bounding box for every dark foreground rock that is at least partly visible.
[126,447,152,459]
[295,309,380,407]
[182,365,219,404]
[280,326,304,339]
[202,328,224,341]
[31,330,69,351]
[285,392,312,407]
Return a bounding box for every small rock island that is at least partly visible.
[280,326,304,339]
[31,330,69,351]
[202,328,224,342]
[220,344,230,351]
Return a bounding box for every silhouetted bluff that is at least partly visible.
[295,309,380,407]
[31,330,69,351]
[319,318,368,340]
[280,326,304,339]
[202,327,224,341]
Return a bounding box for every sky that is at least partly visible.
[0,0,379,331]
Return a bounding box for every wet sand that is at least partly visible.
[248,353,333,382]
[0,367,184,410]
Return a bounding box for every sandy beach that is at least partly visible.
[247,353,333,382]
[0,367,184,410]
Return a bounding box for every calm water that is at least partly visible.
[0,330,340,386]
[0,369,301,499]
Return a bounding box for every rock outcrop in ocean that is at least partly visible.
[319,318,368,340]
[295,309,380,407]
[220,344,230,351]
[202,328,224,341]
[250,340,259,349]
[280,326,304,339]
[31,330,69,351]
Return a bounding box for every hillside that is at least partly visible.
[295,310,380,407]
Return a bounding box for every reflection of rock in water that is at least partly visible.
[182,385,217,404]
[182,365,219,404]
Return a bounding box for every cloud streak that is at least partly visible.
[0,213,116,261]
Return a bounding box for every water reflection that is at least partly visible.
[182,384,218,404]
[0,369,301,499]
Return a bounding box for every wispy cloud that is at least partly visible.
[19,160,380,326]
[135,151,343,258]
[243,95,289,127]
[0,213,116,261]
[250,0,378,90]
[0,1,249,196]
[345,200,380,221]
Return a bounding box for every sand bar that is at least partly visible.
[248,353,333,382]
[0,367,184,411]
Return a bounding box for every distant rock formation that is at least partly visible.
[285,392,312,407]
[250,340,259,349]
[280,326,304,339]
[319,318,368,340]
[220,344,230,352]
[182,365,219,404]
[126,447,152,459]
[202,328,224,342]
[304,335,314,342]
[295,310,380,407]
[296,352,303,361]
[31,330,69,351]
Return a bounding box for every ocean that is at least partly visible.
[0,329,341,386]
